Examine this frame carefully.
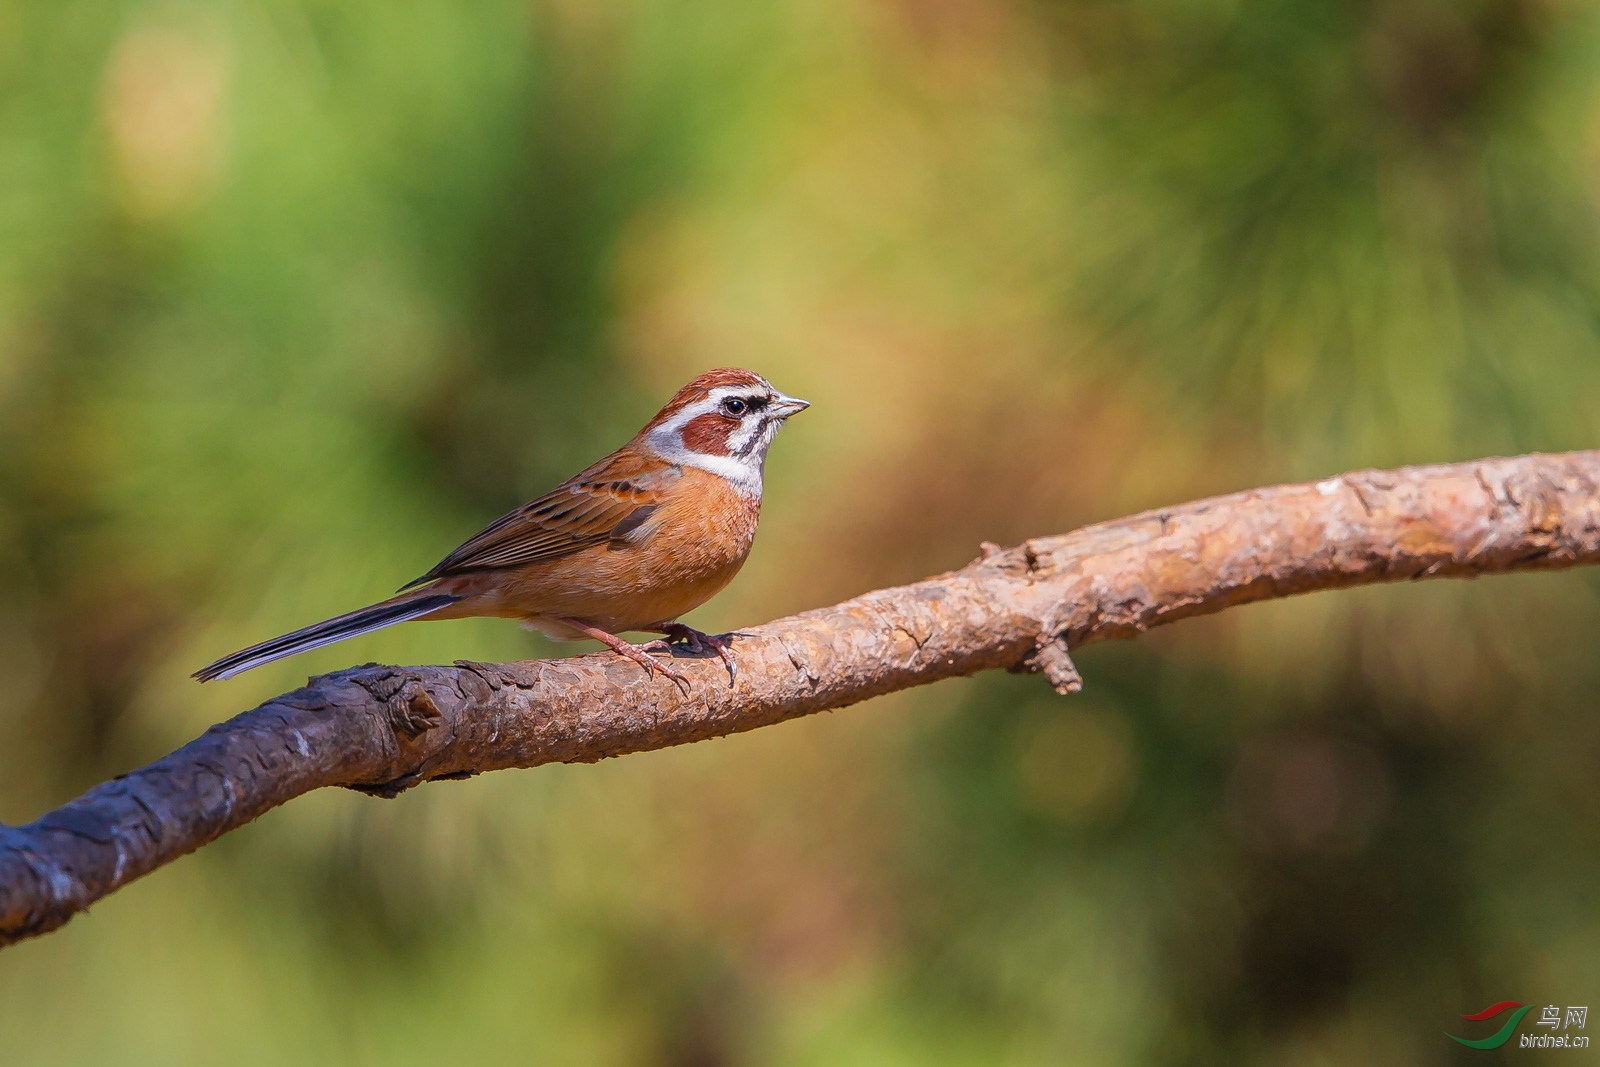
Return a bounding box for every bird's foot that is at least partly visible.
[614,642,692,693]
[643,623,738,686]
[558,618,692,693]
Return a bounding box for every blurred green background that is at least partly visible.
[2,0,1600,1062]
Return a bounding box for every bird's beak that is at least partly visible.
[770,392,811,418]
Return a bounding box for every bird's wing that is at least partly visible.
[400,451,681,588]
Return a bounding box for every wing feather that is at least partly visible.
[400,453,681,589]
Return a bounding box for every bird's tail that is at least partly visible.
[193,591,463,682]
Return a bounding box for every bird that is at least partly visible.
[195,367,810,688]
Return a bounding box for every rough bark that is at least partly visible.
[4,450,1599,947]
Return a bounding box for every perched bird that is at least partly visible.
[195,368,809,687]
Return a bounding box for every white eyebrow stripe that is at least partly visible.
[646,385,773,436]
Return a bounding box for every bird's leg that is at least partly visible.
[641,623,737,686]
[557,618,690,692]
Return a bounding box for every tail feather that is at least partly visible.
[194,592,463,682]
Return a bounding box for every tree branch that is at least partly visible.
[4,450,1599,947]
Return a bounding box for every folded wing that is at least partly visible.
[400,452,681,589]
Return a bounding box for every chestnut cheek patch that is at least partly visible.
[681,412,734,455]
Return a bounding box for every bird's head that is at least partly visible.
[640,368,810,495]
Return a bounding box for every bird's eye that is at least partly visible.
[721,397,747,416]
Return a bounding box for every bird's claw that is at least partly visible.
[616,640,692,693]
[649,624,738,686]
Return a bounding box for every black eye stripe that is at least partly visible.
[723,395,771,415]
[720,394,770,416]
